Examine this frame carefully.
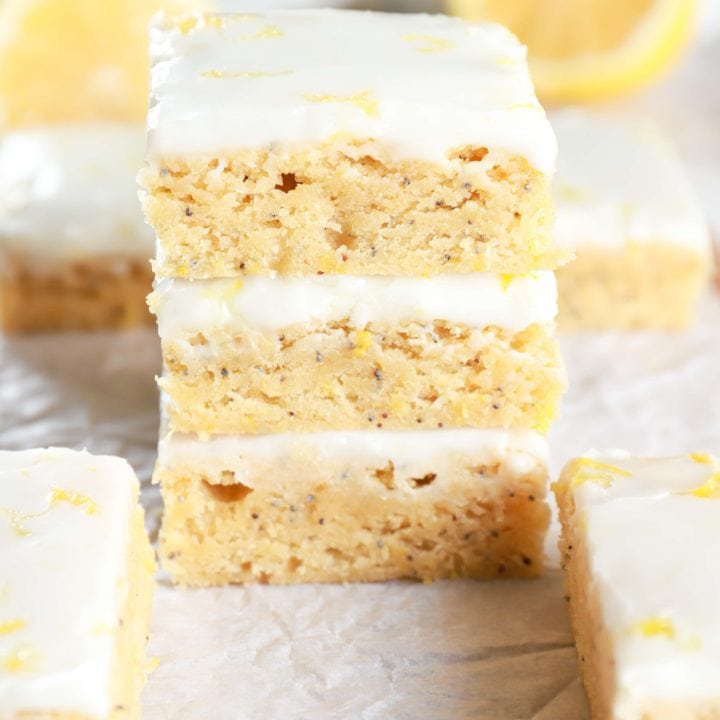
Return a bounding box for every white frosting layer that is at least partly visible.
[151,272,557,337]
[159,428,549,484]
[0,448,139,716]
[568,453,720,714]
[147,9,556,173]
[0,124,154,266]
[552,110,711,254]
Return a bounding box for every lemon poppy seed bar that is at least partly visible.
[0,125,155,333]
[553,111,712,331]
[150,272,565,435]
[140,9,563,279]
[157,428,550,585]
[555,453,720,720]
[145,8,564,586]
[0,448,155,719]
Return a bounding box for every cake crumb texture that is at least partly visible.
[158,453,550,585]
[160,321,564,435]
[142,143,561,278]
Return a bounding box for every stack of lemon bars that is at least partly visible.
[142,9,567,585]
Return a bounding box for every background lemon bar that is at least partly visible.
[553,110,712,330]
[555,452,720,720]
[0,447,155,719]
[0,125,154,332]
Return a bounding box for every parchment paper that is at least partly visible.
[1,28,719,720]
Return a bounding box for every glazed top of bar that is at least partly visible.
[0,448,137,717]
[552,110,710,253]
[562,453,720,709]
[147,9,556,173]
[0,124,154,266]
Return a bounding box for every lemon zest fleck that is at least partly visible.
[402,33,454,54]
[304,91,380,118]
[175,13,225,34]
[557,183,591,203]
[50,487,98,515]
[631,617,675,640]
[352,330,373,357]
[2,645,39,673]
[251,24,284,40]
[531,396,557,435]
[176,15,198,34]
[500,273,515,291]
[686,472,720,499]
[690,452,714,465]
[570,458,631,488]
[0,619,26,635]
[202,70,292,79]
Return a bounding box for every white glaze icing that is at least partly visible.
[567,453,720,715]
[146,9,557,173]
[552,110,711,254]
[0,124,154,267]
[0,448,138,717]
[158,427,549,485]
[150,271,557,337]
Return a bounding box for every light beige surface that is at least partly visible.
[2,292,719,718]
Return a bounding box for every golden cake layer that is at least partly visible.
[159,321,564,436]
[142,143,561,279]
[557,243,710,331]
[156,430,550,585]
[0,257,153,332]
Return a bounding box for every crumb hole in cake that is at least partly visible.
[241,561,252,572]
[188,332,208,347]
[327,226,357,250]
[326,547,351,562]
[488,165,509,182]
[202,479,253,503]
[287,557,303,572]
[275,172,300,193]
[373,462,395,490]
[457,146,488,163]
[410,473,436,489]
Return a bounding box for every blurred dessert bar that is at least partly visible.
[0,0,204,333]
[555,452,720,720]
[553,110,712,330]
[143,9,567,585]
[0,125,155,332]
[0,447,155,719]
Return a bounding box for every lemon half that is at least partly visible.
[447,0,697,102]
[0,0,208,127]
